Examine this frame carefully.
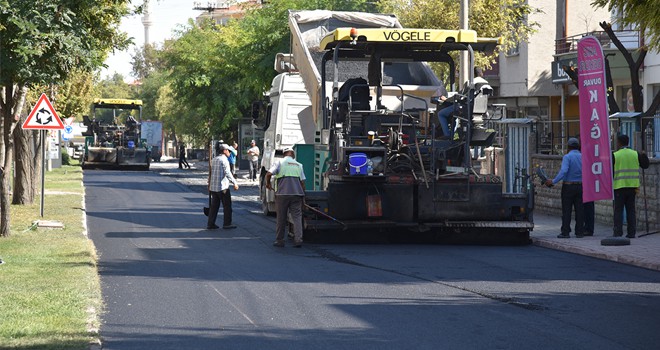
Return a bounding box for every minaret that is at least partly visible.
[141,0,152,46]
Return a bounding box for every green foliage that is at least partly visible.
[0,0,132,87]
[229,0,373,102]
[138,70,167,120]
[158,19,227,140]
[155,83,184,136]
[154,0,373,142]
[591,0,660,52]
[93,73,135,101]
[131,44,166,81]
[55,68,96,120]
[1,0,132,236]
[61,148,71,165]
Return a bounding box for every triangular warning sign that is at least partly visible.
[22,93,64,130]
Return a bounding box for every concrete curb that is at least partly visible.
[531,237,660,272]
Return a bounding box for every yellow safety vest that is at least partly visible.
[274,157,303,192]
[613,148,640,189]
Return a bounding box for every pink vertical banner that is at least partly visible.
[578,36,613,202]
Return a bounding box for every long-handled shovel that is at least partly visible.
[304,204,348,231]
[639,167,658,237]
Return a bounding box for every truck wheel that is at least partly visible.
[261,185,274,216]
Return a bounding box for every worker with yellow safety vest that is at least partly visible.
[612,134,649,238]
[265,147,306,248]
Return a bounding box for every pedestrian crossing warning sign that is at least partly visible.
[22,93,64,130]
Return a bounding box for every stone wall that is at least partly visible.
[532,154,660,232]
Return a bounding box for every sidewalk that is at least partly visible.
[156,157,259,187]
[532,212,660,271]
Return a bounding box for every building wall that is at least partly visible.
[527,0,558,97]
[499,0,609,100]
[499,45,529,97]
[566,1,608,36]
[642,51,660,112]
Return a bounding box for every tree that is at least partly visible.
[0,0,131,236]
[562,30,660,121]
[130,43,170,120]
[159,19,228,142]
[226,0,373,111]
[592,0,660,52]
[55,68,96,120]
[12,89,42,206]
[137,70,167,120]
[94,73,133,100]
[590,0,660,117]
[131,44,164,81]
[157,0,372,146]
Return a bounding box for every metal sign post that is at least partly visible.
[21,93,64,219]
[41,130,46,217]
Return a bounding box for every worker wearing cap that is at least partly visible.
[612,134,649,238]
[265,147,306,247]
[545,137,584,238]
[207,143,239,230]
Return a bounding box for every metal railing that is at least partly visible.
[533,116,660,157]
[555,29,641,55]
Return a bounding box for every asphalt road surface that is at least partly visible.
[84,168,660,350]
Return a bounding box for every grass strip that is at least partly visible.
[0,165,101,350]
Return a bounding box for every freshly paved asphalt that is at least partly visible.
[84,168,660,349]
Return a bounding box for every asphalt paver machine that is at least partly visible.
[81,98,150,170]
[303,27,534,241]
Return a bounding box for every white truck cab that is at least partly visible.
[253,55,315,214]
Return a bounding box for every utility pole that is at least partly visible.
[459,0,469,86]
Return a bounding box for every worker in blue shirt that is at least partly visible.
[545,137,584,238]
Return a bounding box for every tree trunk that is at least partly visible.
[0,91,5,233]
[11,86,32,205]
[600,21,647,112]
[643,91,660,118]
[0,87,4,165]
[1,84,15,237]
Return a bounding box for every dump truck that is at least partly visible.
[254,10,407,215]
[81,99,150,170]
[256,10,534,241]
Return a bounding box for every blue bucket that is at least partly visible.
[349,153,368,175]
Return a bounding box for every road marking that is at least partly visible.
[209,284,258,327]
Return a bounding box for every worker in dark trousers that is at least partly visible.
[545,137,584,238]
[612,134,649,238]
[207,143,239,230]
[265,147,306,248]
[179,144,191,169]
[583,201,595,236]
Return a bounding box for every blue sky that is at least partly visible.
[101,0,199,81]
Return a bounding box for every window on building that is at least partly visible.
[617,86,634,112]
[506,42,520,56]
